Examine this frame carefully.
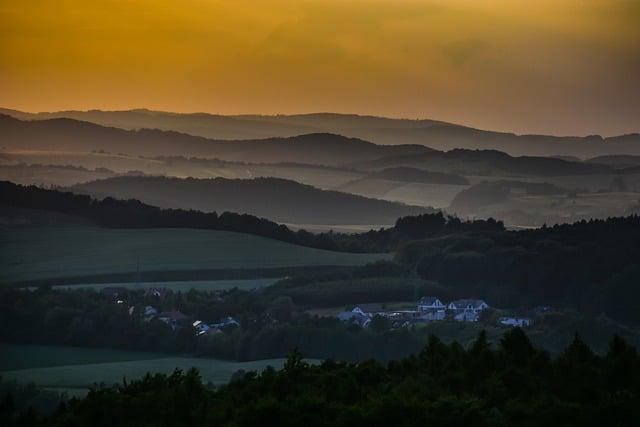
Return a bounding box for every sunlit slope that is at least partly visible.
[0,223,388,283]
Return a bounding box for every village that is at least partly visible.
[101,286,242,338]
[337,296,537,329]
[100,285,545,340]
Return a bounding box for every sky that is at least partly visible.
[0,0,638,136]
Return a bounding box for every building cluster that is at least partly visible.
[100,287,240,336]
[338,297,533,329]
[142,305,240,336]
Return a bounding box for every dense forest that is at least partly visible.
[396,215,640,324]
[4,330,640,426]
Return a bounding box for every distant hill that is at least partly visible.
[70,176,432,225]
[0,108,447,140]
[365,167,469,185]
[0,114,430,166]
[351,149,615,176]
[449,180,568,213]
[586,155,640,168]
[3,108,639,158]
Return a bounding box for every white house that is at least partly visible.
[448,299,489,312]
[500,317,532,327]
[417,297,445,312]
[351,303,384,318]
[193,320,210,335]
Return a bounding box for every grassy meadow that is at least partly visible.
[0,344,303,397]
[0,215,389,284]
[0,343,167,371]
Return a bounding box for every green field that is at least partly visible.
[0,222,389,283]
[0,343,167,371]
[50,278,281,292]
[0,344,311,397]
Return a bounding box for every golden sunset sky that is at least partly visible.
[1,0,638,135]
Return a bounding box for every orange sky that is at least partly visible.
[1,0,638,135]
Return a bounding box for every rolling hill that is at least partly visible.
[70,175,431,225]
[0,114,431,166]
[364,167,469,185]
[3,108,639,158]
[0,208,388,284]
[350,149,616,176]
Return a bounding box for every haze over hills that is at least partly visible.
[585,155,640,168]
[70,175,431,226]
[2,112,635,179]
[2,107,639,158]
[0,114,431,166]
[349,148,616,176]
[3,112,640,229]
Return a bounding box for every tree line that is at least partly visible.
[395,215,640,324]
[3,329,640,426]
[0,180,502,253]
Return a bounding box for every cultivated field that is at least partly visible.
[0,344,166,371]
[0,216,389,284]
[0,344,304,397]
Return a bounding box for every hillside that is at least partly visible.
[0,208,388,284]
[351,149,616,176]
[6,331,640,425]
[70,176,431,225]
[364,167,469,185]
[586,155,640,168]
[0,114,431,166]
[3,108,639,158]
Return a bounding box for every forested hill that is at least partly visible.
[69,176,430,225]
[396,215,640,324]
[0,181,500,253]
[7,330,640,426]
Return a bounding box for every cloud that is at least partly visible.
[0,0,638,135]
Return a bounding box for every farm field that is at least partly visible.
[50,278,281,292]
[0,343,166,371]
[0,221,389,284]
[0,344,306,397]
